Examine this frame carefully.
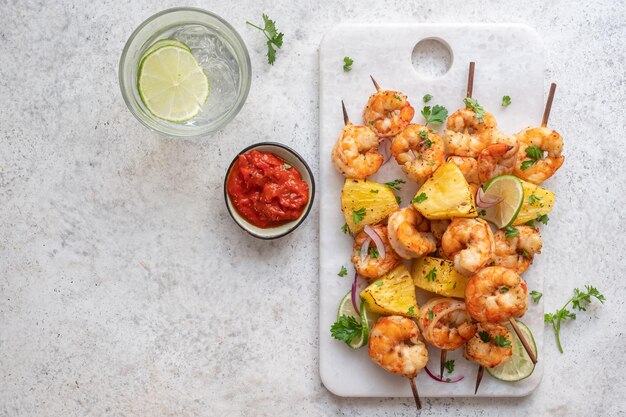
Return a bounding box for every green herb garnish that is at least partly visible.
[530,290,543,303]
[343,56,353,72]
[383,179,406,191]
[330,315,363,344]
[352,207,366,224]
[463,97,485,123]
[444,360,455,374]
[493,335,512,347]
[423,94,433,103]
[502,95,512,107]
[246,14,284,65]
[520,146,544,170]
[412,193,428,203]
[504,225,519,238]
[421,104,448,127]
[338,266,347,277]
[425,267,437,282]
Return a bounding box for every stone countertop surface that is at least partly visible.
[1,1,625,416]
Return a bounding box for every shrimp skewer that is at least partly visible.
[465,266,537,366]
[369,316,428,410]
[513,83,564,183]
[332,101,384,179]
[417,298,477,378]
[464,322,514,394]
[364,76,415,138]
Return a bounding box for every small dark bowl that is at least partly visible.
[224,142,315,239]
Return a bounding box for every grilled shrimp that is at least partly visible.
[477,142,519,183]
[465,266,528,323]
[417,298,477,351]
[448,156,480,186]
[444,108,497,157]
[464,323,513,368]
[351,225,401,279]
[441,218,495,276]
[331,123,383,179]
[514,127,564,184]
[391,124,445,184]
[369,316,429,379]
[364,90,415,137]
[387,207,437,259]
[493,226,542,274]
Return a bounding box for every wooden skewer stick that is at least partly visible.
[474,365,485,395]
[408,378,422,411]
[341,100,350,125]
[541,82,557,128]
[508,317,538,364]
[440,350,447,379]
[370,75,381,92]
[466,62,475,99]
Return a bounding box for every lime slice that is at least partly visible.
[486,320,537,382]
[479,175,524,228]
[137,45,209,123]
[140,39,191,64]
[337,291,377,349]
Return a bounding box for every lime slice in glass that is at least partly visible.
[140,38,191,64]
[486,320,537,382]
[137,45,209,123]
[479,175,524,228]
[337,291,377,349]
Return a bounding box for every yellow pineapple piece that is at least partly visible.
[411,256,468,299]
[513,179,555,225]
[360,264,419,317]
[341,179,399,234]
[412,162,477,220]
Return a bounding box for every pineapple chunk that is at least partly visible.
[412,162,477,219]
[341,179,399,234]
[360,264,419,317]
[411,256,468,298]
[513,179,555,225]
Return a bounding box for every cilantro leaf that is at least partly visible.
[528,194,542,205]
[428,309,434,320]
[545,285,606,352]
[444,359,455,374]
[412,193,428,204]
[536,214,549,225]
[408,306,415,315]
[341,223,349,234]
[502,95,511,107]
[421,105,448,127]
[343,56,353,72]
[504,225,519,238]
[330,315,363,344]
[352,207,366,224]
[338,266,347,277]
[383,179,406,191]
[246,14,284,65]
[425,267,437,282]
[368,247,379,259]
[493,335,512,347]
[520,146,544,170]
[395,195,401,205]
[530,290,543,304]
[463,97,485,123]
[419,130,428,139]
[423,94,433,103]
[478,331,491,343]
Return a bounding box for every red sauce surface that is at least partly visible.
[227,150,310,229]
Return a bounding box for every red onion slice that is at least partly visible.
[363,225,386,259]
[360,237,372,261]
[351,272,360,315]
[424,366,465,383]
[476,187,504,209]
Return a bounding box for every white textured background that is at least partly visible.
[1,1,625,416]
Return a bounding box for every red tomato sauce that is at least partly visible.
[226,150,310,229]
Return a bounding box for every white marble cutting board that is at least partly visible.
[319,23,546,397]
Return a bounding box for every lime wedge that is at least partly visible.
[486,320,537,382]
[140,39,191,64]
[137,45,209,123]
[479,175,524,228]
[337,291,377,349]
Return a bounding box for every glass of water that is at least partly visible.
[119,8,251,138]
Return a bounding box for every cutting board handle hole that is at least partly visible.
[411,38,453,78]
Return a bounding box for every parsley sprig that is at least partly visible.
[502,95,512,107]
[444,360,455,374]
[343,56,353,72]
[352,207,366,224]
[544,285,605,353]
[520,146,544,170]
[421,105,448,127]
[383,179,406,191]
[246,14,284,65]
[463,97,485,123]
[330,315,363,344]
[412,193,428,204]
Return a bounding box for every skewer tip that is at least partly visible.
[440,350,447,379]
[409,377,422,411]
[341,100,350,125]
[541,82,557,127]
[474,365,484,395]
[466,62,476,98]
[370,75,381,92]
